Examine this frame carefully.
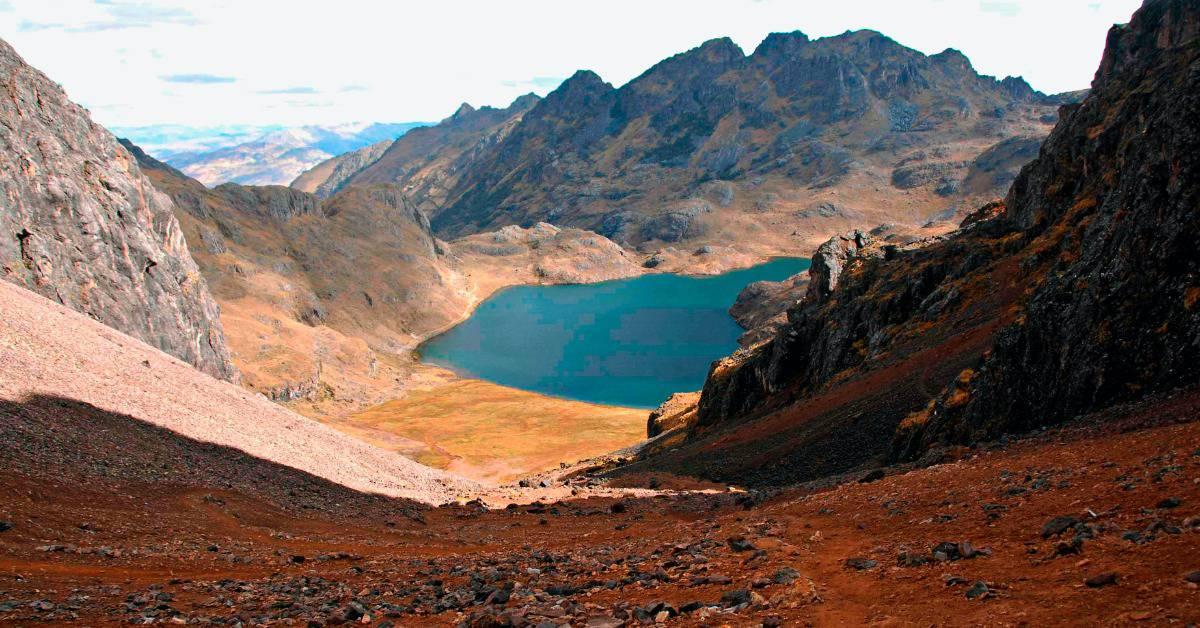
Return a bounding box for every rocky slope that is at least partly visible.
[384,32,1069,256]
[894,0,1200,457]
[0,38,235,380]
[334,96,540,215]
[0,278,477,504]
[289,138,392,198]
[630,0,1200,486]
[127,144,471,412]
[2,374,1197,624]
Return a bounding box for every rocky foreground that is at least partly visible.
[1,385,1197,625]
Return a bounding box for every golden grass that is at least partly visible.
[335,376,647,484]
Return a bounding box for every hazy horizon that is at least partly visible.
[1,0,1141,129]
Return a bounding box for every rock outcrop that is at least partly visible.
[894,0,1200,457]
[694,229,941,431]
[729,274,810,347]
[451,222,642,293]
[805,230,876,303]
[209,183,323,221]
[0,38,235,380]
[646,391,701,438]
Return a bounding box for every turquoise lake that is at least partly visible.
[419,257,811,408]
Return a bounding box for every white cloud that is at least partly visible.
[0,0,1143,128]
[160,73,235,84]
[980,1,1022,17]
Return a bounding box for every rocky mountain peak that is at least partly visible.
[449,102,477,121]
[524,69,616,126]
[1095,0,1200,83]
[694,36,745,63]
[550,69,613,100]
[751,30,811,60]
[507,92,542,112]
[631,37,745,86]
[822,28,906,56]
[999,75,1040,102]
[420,22,1064,241]
[929,47,973,71]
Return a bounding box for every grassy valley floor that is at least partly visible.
[326,365,647,484]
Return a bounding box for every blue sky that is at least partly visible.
[0,0,1142,128]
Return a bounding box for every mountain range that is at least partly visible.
[297,30,1079,258]
[120,121,427,187]
[2,1,1199,622]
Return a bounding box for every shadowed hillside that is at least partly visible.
[630,0,1200,487]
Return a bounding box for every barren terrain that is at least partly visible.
[2,374,1197,625]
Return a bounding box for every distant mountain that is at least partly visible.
[108,123,288,160]
[341,31,1072,254]
[141,122,427,187]
[301,95,540,202]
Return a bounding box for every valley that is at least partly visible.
[125,133,825,478]
[1,0,1199,624]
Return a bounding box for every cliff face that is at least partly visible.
[0,38,236,381]
[895,0,1200,456]
[634,0,1200,485]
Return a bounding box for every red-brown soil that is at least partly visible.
[2,385,1197,625]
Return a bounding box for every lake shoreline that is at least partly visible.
[414,252,811,355]
[420,257,812,408]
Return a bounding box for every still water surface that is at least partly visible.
[420,257,811,408]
